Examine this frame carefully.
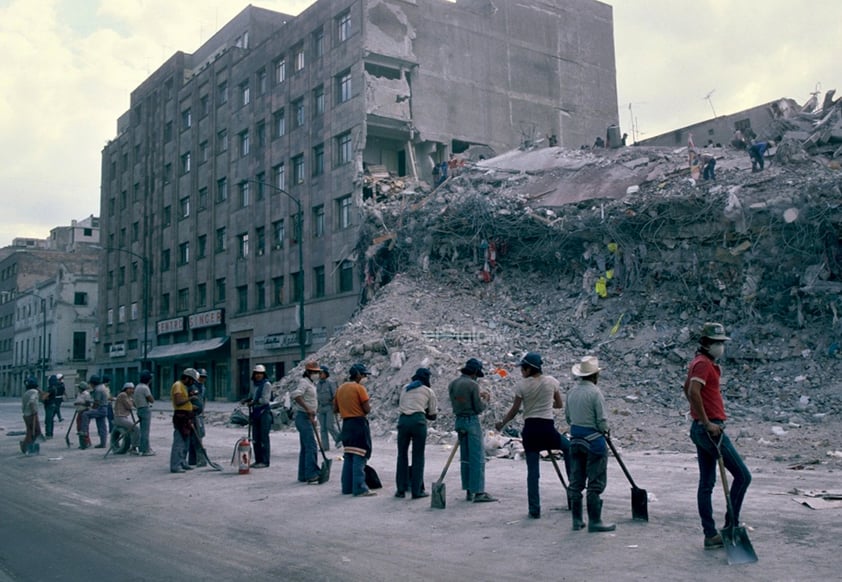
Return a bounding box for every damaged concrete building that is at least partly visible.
[97,0,618,399]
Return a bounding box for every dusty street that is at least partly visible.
[1,399,839,582]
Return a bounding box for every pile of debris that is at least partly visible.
[274,107,842,466]
[769,90,842,161]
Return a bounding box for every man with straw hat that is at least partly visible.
[566,355,615,532]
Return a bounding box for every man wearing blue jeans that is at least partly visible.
[449,358,495,503]
[684,322,752,550]
[335,363,376,497]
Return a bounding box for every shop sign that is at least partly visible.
[189,309,224,329]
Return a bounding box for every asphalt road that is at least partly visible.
[1,399,840,581]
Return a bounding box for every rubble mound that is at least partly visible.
[277,130,842,467]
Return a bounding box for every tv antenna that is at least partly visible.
[703,90,717,118]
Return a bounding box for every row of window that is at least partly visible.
[105,195,353,288]
[10,332,87,361]
[107,128,354,221]
[113,9,354,182]
[106,259,354,324]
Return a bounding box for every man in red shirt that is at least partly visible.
[683,322,752,550]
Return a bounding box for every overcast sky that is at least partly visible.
[1,0,839,247]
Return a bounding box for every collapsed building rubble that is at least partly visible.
[271,99,842,466]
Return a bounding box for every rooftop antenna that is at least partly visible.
[627,102,647,144]
[703,90,717,118]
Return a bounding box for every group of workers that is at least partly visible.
[18,321,748,549]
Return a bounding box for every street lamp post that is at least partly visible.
[98,247,150,370]
[249,179,306,362]
[40,297,46,390]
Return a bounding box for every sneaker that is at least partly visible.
[394,491,406,498]
[472,492,498,503]
[250,462,268,469]
[171,468,186,474]
[355,490,377,497]
[181,464,195,471]
[141,450,156,456]
[704,534,724,550]
[411,492,429,500]
[307,477,321,485]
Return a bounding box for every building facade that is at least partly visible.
[638,99,798,148]
[98,0,617,400]
[0,218,100,396]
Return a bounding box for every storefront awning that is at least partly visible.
[146,336,229,361]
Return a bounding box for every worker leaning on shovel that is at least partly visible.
[684,322,752,551]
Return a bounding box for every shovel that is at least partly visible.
[716,436,758,565]
[605,435,649,521]
[431,439,460,509]
[312,418,332,484]
[548,451,571,510]
[65,410,78,448]
[191,425,223,471]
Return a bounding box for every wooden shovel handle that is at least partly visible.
[436,438,460,483]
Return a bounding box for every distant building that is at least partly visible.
[0,217,100,396]
[638,99,799,148]
[98,0,618,399]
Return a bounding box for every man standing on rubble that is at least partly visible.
[748,140,774,172]
[449,358,496,503]
[684,322,752,550]
[335,363,376,496]
[566,355,615,532]
[496,352,569,518]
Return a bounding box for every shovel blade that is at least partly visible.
[318,458,332,484]
[720,526,758,565]
[431,481,446,509]
[631,487,649,521]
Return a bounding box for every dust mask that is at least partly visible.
[708,343,725,359]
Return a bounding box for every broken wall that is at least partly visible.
[362,0,618,152]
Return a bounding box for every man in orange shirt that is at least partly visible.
[334,363,375,496]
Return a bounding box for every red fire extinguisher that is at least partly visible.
[237,437,251,474]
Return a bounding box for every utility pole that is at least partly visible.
[703,90,717,118]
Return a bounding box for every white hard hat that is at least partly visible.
[252,364,266,374]
[183,368,200,381]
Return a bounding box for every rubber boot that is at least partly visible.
[587,496,615,533]
[571,499,585,531]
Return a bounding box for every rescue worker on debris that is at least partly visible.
[291,361,322,483]
[335,363,376,496]
[566,355,615,533]
[449,358,496,503]
[243,364,273,468]
[496,352,570,519]
[684,322,752,550]
[748,139,774,172]
[170,368,198,473]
